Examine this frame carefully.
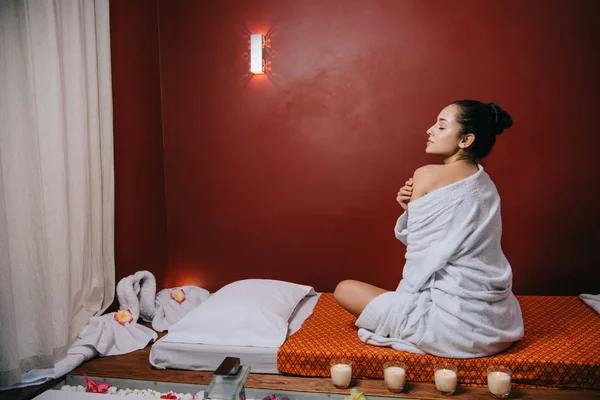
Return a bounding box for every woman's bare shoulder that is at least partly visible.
[411,164,446,199]
[412,164,447,182]
[411,163,479,201]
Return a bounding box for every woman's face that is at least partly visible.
[425,104,463,157]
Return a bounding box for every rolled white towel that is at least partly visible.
[116,274,142,322]
[116,270,157,323]
[152,286,210,332]
[135,270,157,322]
[117,271,210,332]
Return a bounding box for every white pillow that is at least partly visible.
[165,279,315,347]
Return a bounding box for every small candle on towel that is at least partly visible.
[330,359,352,389]
[383,361,406,392]
[434,364,457,395]
[487,366,512,398]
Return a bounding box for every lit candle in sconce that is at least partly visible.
[487,366,512,399]
[434,364,458,396]
[329,359,352,389]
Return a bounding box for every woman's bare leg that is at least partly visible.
[334,280,388,318]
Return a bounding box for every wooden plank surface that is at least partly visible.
[67,344,600,400]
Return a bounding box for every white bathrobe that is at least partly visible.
[356,164,524,358]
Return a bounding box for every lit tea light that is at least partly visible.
[330,359,352,389]
[487,366,512,399]
[434,363,457,396]
[383,361,406,393]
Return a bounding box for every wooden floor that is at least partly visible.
[5,340,600,399]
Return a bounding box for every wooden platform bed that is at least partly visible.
[6,294,600,399]
[63,339,600,399]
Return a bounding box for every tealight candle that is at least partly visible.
[487,366,512,399]
[383,361,406,393]
[434,363,457,396]
[330,359,352,389]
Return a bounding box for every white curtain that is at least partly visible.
[0,0,114,386]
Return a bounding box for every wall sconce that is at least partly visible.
[250,33,264,74]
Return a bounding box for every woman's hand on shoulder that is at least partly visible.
[396,165,441,211]
[396,178,413,211]
[410,164,440,202]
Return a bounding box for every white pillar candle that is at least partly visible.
[434,368,457,393]
[384,366,406,391]
[487,371,511,396]
[330,363,352,388]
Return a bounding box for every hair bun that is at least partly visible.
[488,102,513,135]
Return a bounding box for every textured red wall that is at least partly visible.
[113,0,599,295]
[110,0,168,286]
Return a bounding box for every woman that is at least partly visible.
[334,100,524,358]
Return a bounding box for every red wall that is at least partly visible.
[111,0,168,286]
[112,0,600,295]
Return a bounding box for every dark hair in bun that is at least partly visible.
[452,100,513,159]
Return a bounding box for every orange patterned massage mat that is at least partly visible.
[277,294,600,389]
